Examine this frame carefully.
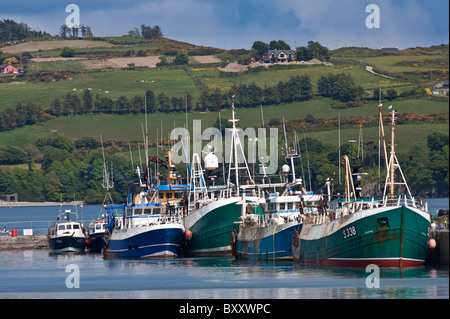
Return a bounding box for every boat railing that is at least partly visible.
[331,193,428,219]
[126,212,183,228]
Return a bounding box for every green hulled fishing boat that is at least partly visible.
[293,107,432,267]
[183,97,261,256]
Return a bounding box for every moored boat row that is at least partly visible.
[47,102,432,268]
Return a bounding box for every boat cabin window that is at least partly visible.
[73,224,80,230]
[279,203,285,210]
[143,208,152,215]
[166,193,173,199]
[175,192,183,199]
[159,193,164,199]
[66,224,72,230]
[134,208,142,215]
[152,207,161,215]
[287,202,294,210]
[95,224,102,230]
[58,225,65,230]
[126,207,133,217]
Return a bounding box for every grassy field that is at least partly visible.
[305,123,449,155]
[1,40,115,54]
[358,55,448,72]
[191,64,408,92]
[0,97,447,149]
[0,68,198,110]
[0,39,448,159]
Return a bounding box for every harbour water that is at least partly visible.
[0,199,448,300]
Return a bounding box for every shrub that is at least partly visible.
[60,47,75,58]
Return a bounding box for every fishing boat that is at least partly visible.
[87,137,117,253]
[87,216,107,252]
[48,210,87,253]
[234,189,302,260]
[234,134,327,260]
[292,107,432,267]
[182,97,261,256]
[103,149,189,258]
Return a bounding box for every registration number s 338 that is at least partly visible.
[343,226,357,239]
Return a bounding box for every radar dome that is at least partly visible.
[282,164,290,174]
[204,152,219,170]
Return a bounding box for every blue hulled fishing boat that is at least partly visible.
[104,149,190,258]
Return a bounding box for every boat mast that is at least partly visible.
[343,155,357,204]
[383,108,413,199]
[389,109,396,196]
[226,95,253,194]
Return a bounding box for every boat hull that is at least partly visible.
[49,235,86,253]
[183,197,263,257]
[105,224,185,258]
[237,220,302,260]
[183,197,241,256]
[293,205,431,267]
[87,232,106,252]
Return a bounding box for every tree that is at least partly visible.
[386,89,398,101]
[185,92,193,112]
[296,46,312,61]
[75,137,99,149]
[158,92,171,112]
[82,90,93,113]
[317,73,363,102]
[43,171,62,202]
[3,57,19,65]
[296,41,330,61]
[173,52,189,65]
[53,134,74,152]
[427,132,449,153]
[59,24,69,39]
[25,102,42,125]
[269,40,291,50]
[49,98,62,116]
[131,95,144,114]
[63,92,81,115]
[61,47,75,57]
[306,41,330,61]
[115,95,131,114]
[251,41,269,60]
[145,90,156,113]
[140,24,163,39]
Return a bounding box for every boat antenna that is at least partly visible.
[128,142,134,173]
[338,113,341,185]
[218,111,226,182]
[357,123,363,161]
[303,131,312,192]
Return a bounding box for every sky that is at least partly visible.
[1,0,448,50]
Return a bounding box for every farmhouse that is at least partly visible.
[268,50,296,63]
[0,64,23,74]
[381,46,399,52]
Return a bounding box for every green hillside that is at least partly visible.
[0,38,448,201]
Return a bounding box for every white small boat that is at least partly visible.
[48,210,87,253]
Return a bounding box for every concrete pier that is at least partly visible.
[0,201,83,207]
[0,235,48,250]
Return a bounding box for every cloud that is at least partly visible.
[0,0,448,49]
